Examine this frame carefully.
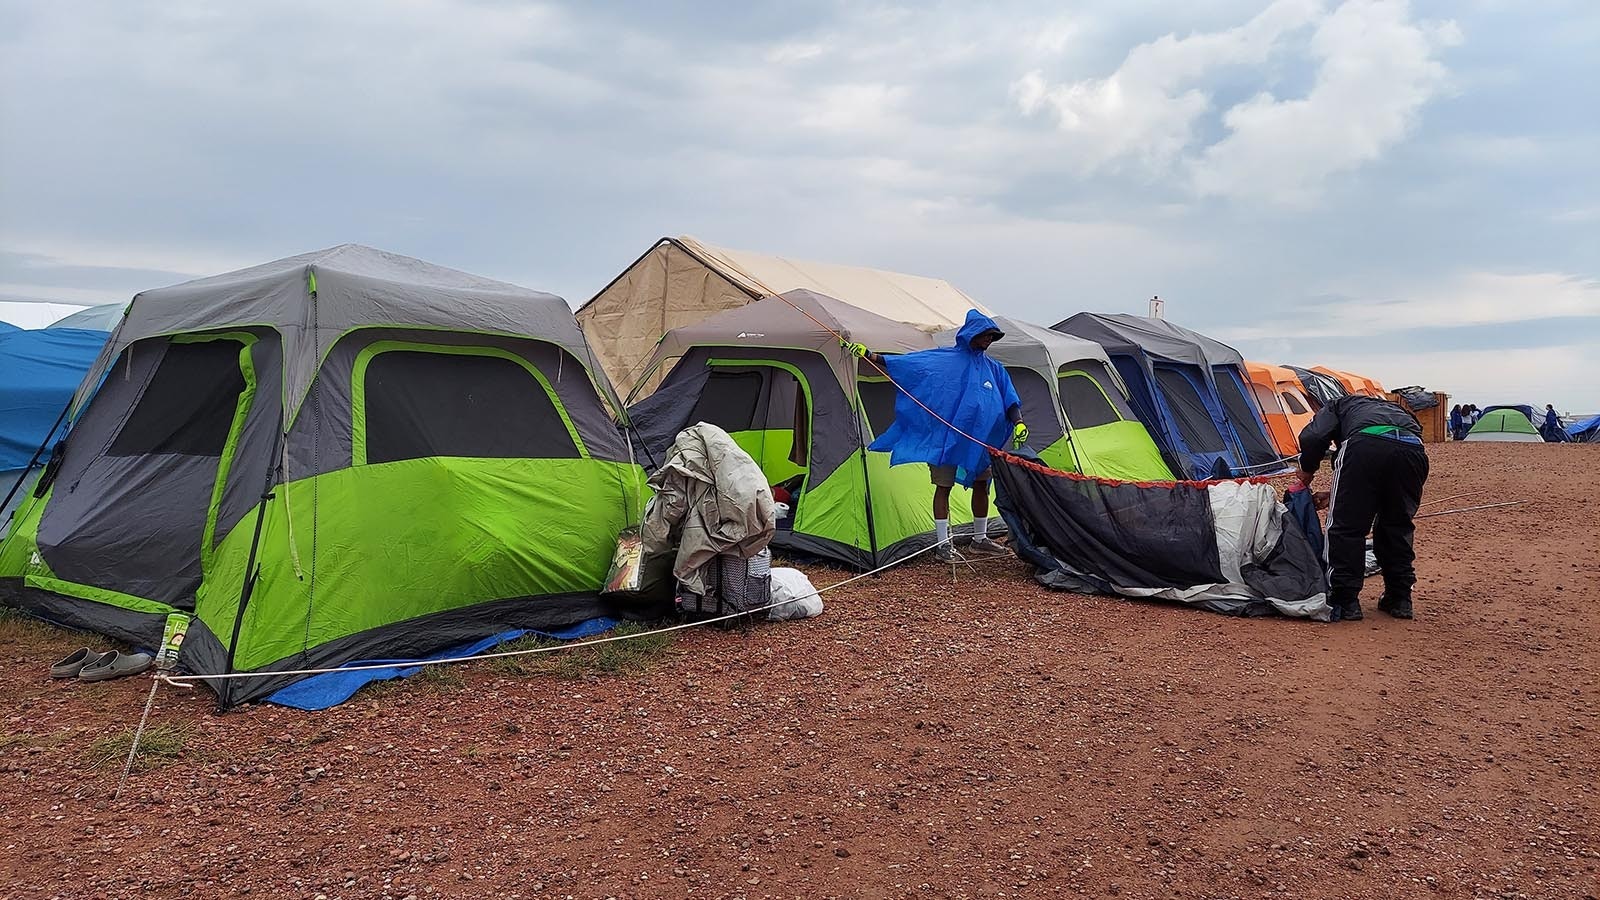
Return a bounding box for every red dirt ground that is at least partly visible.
[2,442,1597,900]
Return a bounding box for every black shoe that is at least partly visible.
[1377,596,1413,619]
[1328,601,1363,622]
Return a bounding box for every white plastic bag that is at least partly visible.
[767,567,823,621]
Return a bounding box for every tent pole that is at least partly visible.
[218,415,285,713]
[0,398,72,520]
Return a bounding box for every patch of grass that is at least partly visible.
[85,723,192,771]
[0,604,74,644]
[416,664,464,690]
[489,622,675,680]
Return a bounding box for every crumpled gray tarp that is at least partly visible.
[642,423,775,595]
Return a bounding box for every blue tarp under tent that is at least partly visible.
[1052,313,1282,480]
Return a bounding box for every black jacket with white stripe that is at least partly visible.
[1298,395,1422,473]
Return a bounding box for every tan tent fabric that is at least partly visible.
[580,236,987,397]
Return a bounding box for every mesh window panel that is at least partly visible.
[1214,369,1277,461]
[1152,367,1228,453]
[364,351,579,464]
[1280,390,1309,415]
[687,370,764,434]
[109,340,246,457]
[1250,383,1284,415]
[858,380,899,439]
[1065,361,1139,421]
[1057,373,1121,429]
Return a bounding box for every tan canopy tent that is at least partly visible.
[578,236,989,397]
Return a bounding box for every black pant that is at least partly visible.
[1325,435,1429,606]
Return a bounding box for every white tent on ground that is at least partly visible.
[579,236,990,397]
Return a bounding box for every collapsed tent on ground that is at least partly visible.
[0,245,644,708]
[1,323,114,529]
[991,454,1329,619]
[1566,415,1600,443]
[1313,366,1386,398]
[579,236,988,397]
[939,317,1172,482]
[1052,314,1281,479]
[1285,366,1348,411]
[1244,362,1315,458]
[628,290,985,569]
[1465,408,1543,442]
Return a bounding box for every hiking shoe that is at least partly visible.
[933,544,966,564]
[1377,596,1414,619]
[78,651,154,683]
[967,537,1009,558]
[51,647,98,679]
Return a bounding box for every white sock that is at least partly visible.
[973,516,989,539]
[935,519,950,545]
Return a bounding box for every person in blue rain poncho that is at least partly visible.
[848,310,1026,563]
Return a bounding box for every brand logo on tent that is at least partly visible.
[736,332,765,339]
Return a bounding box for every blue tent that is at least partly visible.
[1566,414,1600,444]
[1,327,112,526]
[1054,313,1270,479]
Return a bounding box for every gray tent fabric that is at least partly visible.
[48,303,126,331]
[74,244,623,423]
[641,289,940,402]
[1051,313,1214,369]
[642,423,776,594]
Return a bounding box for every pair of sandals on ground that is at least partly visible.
[49,647,154,682]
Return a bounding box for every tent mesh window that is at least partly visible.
[688,370,763,434]
[1152,367,1227,452]
[1279,390,1309,416]
[858,380,898,439]
[1213,369,1278,462]
[363,350,579,464]
[108,339,246,457]
[1057,371,1121,428]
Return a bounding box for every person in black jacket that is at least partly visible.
[1296,395,1429,621]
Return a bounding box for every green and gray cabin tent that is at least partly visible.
[626,289,984,570]
[0,245,645,708]
[933,316,1173,482]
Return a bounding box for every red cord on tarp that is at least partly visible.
[767,292,1280,490]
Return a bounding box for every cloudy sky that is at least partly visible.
[2,0,1596,409]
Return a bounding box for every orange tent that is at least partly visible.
[1312,366,1386,398]
[1245,361,1315,456]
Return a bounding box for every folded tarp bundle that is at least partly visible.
[991,454,1330,620]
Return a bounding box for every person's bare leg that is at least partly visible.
[971,481,990,520]
[933,485,951,521]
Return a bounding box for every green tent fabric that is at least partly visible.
[627,290,982,569]
[0,246,644,708]
[1465,408,1542,443]
[938,316,1172,483]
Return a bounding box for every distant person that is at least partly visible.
[1296,394,1428,621]
[1449,404,1464,441]
[850,310,1026,563]
[1543,404,1562,442]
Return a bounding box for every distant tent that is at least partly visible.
[49,303,126,331]
[1286,366,1348,411]
[1313,366,1386,398]
[1565,415,1600,443]
[935,316,1172,482]
[579,236,988,398]
[1244,362,1314,457]
[1,245,643,708]
[629,290,987,569]
[1,326,114,529]
[1053,314,1281,479]
[1481,404,1536,423]
[1465,408,1543,442]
